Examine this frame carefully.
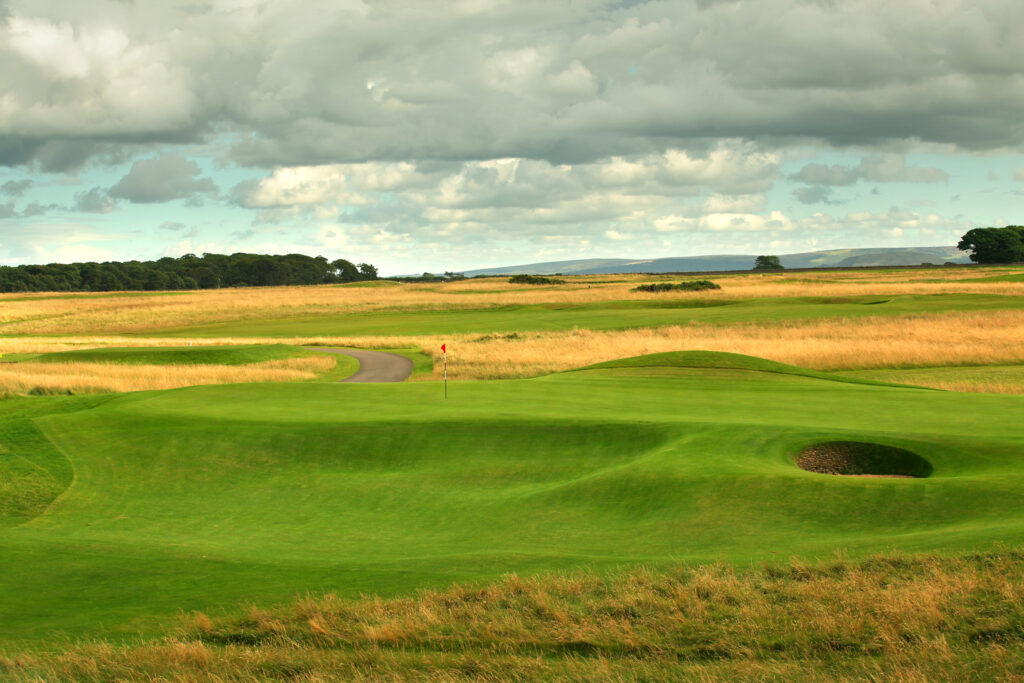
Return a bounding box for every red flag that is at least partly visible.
[441,344,446,353]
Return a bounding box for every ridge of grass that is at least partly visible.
[0,394,117,526]
[570,350,921,388]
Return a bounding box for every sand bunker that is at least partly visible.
[797,441,932,478]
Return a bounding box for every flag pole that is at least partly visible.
[442,343,447,399]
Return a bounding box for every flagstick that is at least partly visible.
[444,349,448,399]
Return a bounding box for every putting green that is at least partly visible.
[1,352,1022,644]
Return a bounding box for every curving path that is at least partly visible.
[307,347,414,383]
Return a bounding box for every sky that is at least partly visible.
[1,0,1022,275]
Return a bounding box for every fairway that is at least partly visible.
[3,352,1023,644]
[151,292,1024,337]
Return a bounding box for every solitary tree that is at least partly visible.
[957,226,1024,264]
[753,255,784,271]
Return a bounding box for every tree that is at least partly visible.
[753,255,784,271]
[357,263,379,280]
[331,259,359,282]
[957,226,1024,264]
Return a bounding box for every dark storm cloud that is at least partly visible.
[109,154,217,203]
[0,0,1022,170]
[0,137,43,167]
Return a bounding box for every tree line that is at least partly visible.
[0,253,379,293]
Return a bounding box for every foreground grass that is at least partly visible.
[3,549,1022,681]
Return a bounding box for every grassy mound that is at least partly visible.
[3,549,1022,681]
[797,441,933,478]
[0,395,110,527]
[31,344,320,366]
[571,350,906,387]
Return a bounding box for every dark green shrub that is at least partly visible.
[508,274,566,285]
[632,280,721,292]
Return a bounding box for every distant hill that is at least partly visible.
[463,246,969,276]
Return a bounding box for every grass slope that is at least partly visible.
[571,349,917,387]
[2,353,1023,644]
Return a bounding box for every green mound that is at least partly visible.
[572,350,906,387]
[32,344,319,366]
[0,396,111,527]
[796,441,933,478]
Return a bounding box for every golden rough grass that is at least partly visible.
[1,267,1022,335]
[435,309,1024,379]
[0,357,334,394]
[4,309,1024,383]
[899,379,1024,394]
[839,366,1024,395]
[2,549,1022,681]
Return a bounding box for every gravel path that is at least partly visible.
[307,347,415,383]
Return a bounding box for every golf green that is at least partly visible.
[2,352,1022,644]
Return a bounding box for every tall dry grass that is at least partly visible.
[0,357,334,395]
[4,309,1023,383]
[432,309,1024,379]
[2,549,1022,681]
[2,267,1022,335]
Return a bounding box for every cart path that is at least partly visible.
[307,347,415,383]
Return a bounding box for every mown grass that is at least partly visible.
[2,549,1022,681]
[2,356,1024,644]
[152,292,1024,338]
[27,343,321,366]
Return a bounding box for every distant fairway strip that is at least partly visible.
[308,347,414,382]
